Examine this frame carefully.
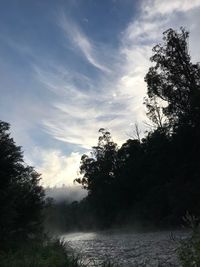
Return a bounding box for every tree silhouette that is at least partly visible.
[75,129,118,227]
[145,28,200,130]
[0,121,44,246]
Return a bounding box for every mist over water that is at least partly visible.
[62,230,188,266]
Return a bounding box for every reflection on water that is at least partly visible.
[61,230,187,266]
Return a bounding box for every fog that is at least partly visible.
[45,185,87,203]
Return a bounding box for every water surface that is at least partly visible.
[62,230,187,266]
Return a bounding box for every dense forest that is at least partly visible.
[46,28,200,231]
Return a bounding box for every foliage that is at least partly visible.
[75,128,118,191]
[145,28,200,130]
[0,120,44,248]
[75,128,119,227]
[0,238,85,267]
[178,213,200,267]
[0,236,119,267]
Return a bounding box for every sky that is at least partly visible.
[0,0,200,187]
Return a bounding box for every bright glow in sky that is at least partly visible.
[0,0,200,187]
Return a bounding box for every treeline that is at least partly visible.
[53,28,200,231]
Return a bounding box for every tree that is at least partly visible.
[75,129,118,227]
[145,28,200,130]
[145,28,200,224]
[75,129,118,191]
[0,121,44,246]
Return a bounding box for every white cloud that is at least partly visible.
[30,148,82,187]
[142,0,200,17]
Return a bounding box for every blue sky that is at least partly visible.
[1,0,200,187]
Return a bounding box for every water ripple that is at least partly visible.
[61,230,188,266]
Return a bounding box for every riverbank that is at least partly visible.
[0,227,198,267]
[0,239,79,267]
[61,230,186,266]
[0,237,116,267]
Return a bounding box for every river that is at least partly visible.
[61,230,187,266]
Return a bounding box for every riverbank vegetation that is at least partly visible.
[0,239,82,267]
[178,213,200,267]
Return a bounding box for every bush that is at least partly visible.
[0,239,83,267]
[178,213,200,267]
[0,237,118,267]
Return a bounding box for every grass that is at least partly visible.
[0,239,84,267]
[0,238,117,267]
[178,213,200,267]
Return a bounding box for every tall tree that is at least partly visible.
[75,129,118,192]
[145,28,200,223]
[145,28,200,130]
[0,121,44,246]
[75,129,118,227]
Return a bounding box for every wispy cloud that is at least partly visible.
[59,13,111,73]
[33,58,136,148]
